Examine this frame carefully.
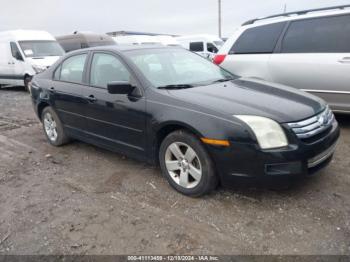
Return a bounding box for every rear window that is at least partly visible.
[230,22,286,54]
[281,14,350,53]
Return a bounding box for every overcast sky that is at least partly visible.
[1,0,350,37]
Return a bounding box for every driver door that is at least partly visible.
[83,52,146,158]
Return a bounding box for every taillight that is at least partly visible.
[213,54,227,65]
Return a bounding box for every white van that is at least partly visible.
[176,34,224,59]
[215,5,350,113]
[0,30,65,90]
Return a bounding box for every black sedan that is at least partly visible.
[30,45,340,196]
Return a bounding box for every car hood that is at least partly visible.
[165,77,326,123]
[27,56,61,68]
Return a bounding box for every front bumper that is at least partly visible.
[209,120,340,186]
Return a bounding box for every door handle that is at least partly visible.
[49,87,55,93]
[338,57,350,64]
[85,95,97,102]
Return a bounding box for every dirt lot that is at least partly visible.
[0,87,349,255]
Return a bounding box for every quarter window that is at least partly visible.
[230,22,286,54]
[59,54,87,83]
[189,42,204,52]
[90,53,130,88]
[281,15,350,53]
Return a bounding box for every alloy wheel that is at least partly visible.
[164,142,202,189]
[43,112,58,142]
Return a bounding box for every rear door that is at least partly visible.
[51,53,91,136]
[222,22,286,79]
[269,14,350,112]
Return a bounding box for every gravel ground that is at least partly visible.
[0,87,349,255]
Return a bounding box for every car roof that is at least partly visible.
[241,5,350,29]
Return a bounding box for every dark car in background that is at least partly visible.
[30,46,340,196]
[56,31,116,52]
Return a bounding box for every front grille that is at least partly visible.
[287,107,334,143]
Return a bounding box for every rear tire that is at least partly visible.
[159,130,218,197]
[41,107,70,146]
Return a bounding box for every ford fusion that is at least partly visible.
[30,46,340,196]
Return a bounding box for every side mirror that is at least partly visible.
[15,51,24,61]
[107,81,135,95]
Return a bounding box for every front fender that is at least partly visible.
[145,96,254,164]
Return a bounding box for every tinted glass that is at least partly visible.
[282,15,350,53]
[128,48,235,88]
[230,22,286,54]
[60,54,87,83]
[189,42,204,52]
[90,53,130,88]
[207,43,218,53]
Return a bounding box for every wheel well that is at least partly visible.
[154,124,221,184]
[24,74,32,81]
[155,124,199,163]
[37,102,50,121]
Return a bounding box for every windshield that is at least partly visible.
[128,48,236,88]
[19,41,65,58]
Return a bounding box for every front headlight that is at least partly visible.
[32,65,46,74]
[235,115,288,150]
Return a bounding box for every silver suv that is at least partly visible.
[215,5,350,113]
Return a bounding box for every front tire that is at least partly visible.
[159,130,218,197]
[24,75,32,92]
[41,107,69,146]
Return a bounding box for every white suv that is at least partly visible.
[215,5,350,113]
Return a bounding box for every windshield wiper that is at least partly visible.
[211,77,236,83]
[157,84,194,90]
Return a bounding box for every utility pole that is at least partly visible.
[283,3,287,13]
[218,0,222,38]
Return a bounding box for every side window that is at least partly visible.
[10,42,23,61]
[207,43,218,53]
[90,53,131,88]
[189,42,204,52]
[230,22,286,54]
[60,54,87,84]
[282,15,350,53]
[53,66,61,80]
